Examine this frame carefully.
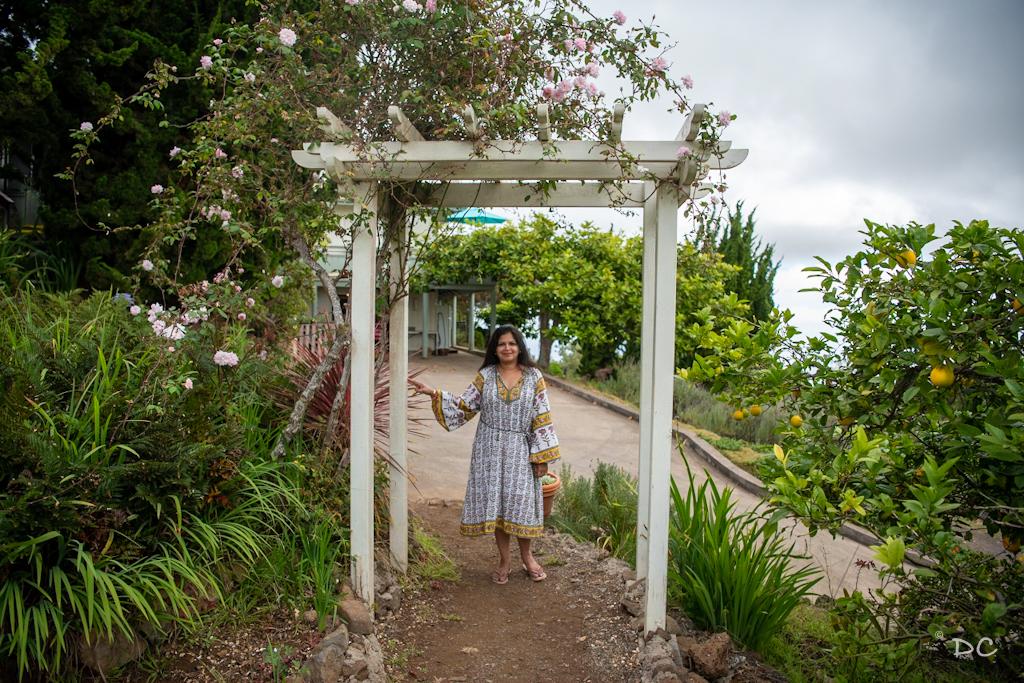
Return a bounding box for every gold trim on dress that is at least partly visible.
[531,411,553,430]
[460,518,545,538]
[431,391,448,430]
[529,445,561,464]
[496,370,525,402]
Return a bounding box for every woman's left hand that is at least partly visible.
[532,462,548,479]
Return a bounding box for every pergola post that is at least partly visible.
[421,291,430,358]
[643,184,679,633]
[468,292,477,352]
[451,294,458,350]
[636,181,657,577]
[349,182,378,603]
[388,216,409,573]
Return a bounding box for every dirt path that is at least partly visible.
[379,500,642,683]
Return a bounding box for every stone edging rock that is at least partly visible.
[288,562,403,683]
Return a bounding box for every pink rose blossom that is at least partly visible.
[346,0,360,4]
[676,146,692,159]
[573,75,587,89]
[551,89,566,103]
[613,10,626,25]
[256,46,263,53]
[151,319,167,335]
[213,38,223,46]
[215,148,227,159]
[557,79,573,93]
[213,350,240,367]
[573,37,587,51]
[167,345,175,352]
[200,55,213,69]
[244,72,256,84]
[542,85,554,99]
[246,297,255,307]
[717,110,732,127]
[710,195,719,205]
[141,259,154,272]
[169,146,181,158]
[586,62,600,77]
[80,121,94,132]
[681,74,694,89]
[270,137,279,143]
[278,27,297,46]
[425,0,437,12]
[129,305,141,316]
[649,56,668,73]
[151,184,164,194]
[238,312,247,321]
[184,378,193,390]
[402,0,421,10]
[219,208,232,221]
[272,275,285,288]
[585,81,599,97]
[232,166,244,178]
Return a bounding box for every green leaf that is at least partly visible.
[870,536,906,569]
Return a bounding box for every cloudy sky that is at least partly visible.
[511,0,1024,338]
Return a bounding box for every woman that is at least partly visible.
[408,325,561,584]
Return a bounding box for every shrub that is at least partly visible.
[549,463,638,565]
[667,454,820,651]
[0,289,306,677]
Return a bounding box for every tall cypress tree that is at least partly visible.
[709,201,780,321]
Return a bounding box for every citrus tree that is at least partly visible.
[684,219,1024,671]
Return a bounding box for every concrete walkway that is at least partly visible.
[406,352,883,596]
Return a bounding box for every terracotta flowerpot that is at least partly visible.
[541,471,561,518]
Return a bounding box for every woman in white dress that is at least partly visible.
[408,325,561,584]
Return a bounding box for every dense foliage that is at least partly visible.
[418,214,748,373]
[685,219,1024,672]
[0,0,256,288]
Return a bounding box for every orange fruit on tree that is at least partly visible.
[789,414,803,428]
[749,405,762,417]
[732,409,745,421]
[1003,535,1022,554]
[929,364,955,388]
[893,249,917,268]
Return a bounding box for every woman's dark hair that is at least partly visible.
[480,325,537,369]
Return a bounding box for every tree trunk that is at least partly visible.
[538,312,554,368]
[271,229,349,460]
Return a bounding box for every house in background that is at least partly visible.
[1,145,41,230]
[304,208,503,356]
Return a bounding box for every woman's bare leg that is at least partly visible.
[494,528,512,577]
[517,537,544,573]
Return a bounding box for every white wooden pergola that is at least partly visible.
[292,103,746,633]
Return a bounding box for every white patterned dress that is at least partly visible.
[431,365,561,538]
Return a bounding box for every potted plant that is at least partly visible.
[540,471,561,518]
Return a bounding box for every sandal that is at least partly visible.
[522,563,547,582]
[492,566,510,585]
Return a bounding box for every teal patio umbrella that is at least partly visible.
[446,208,508,225]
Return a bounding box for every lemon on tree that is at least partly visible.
[893,249,917,268]
[929,364,954,388]
[789,414,803,428]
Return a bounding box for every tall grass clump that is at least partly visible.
[0,288,310,678]
[549,463,638,566]
[667,453,820,651]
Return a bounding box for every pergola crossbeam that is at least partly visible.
[676,103,706,142]
[536,103,551,141]
[388,105,424,142]
[609,103,625,144]
[419,181,710,208]
[463,105,484,139]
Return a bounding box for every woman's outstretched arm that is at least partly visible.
[409,373,484,432]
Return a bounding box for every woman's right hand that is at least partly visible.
[408,377,437,397]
